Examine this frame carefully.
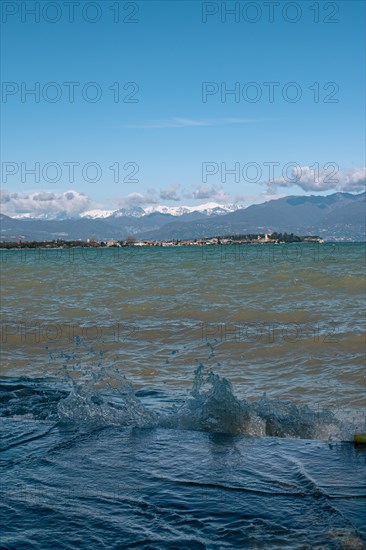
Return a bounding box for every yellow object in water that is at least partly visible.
[354,434,366,445]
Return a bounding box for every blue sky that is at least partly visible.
[1,0,365,216]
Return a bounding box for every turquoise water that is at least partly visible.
[1,243,365,547]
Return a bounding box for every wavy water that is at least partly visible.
[1,373,366,549]
[1,244,365,547]
[1,365,363,441]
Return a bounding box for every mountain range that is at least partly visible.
[79,202,239,220]
[1,192,365,242]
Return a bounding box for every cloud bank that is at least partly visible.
[159,184,181,201]
[267,166,366,193]
[1,190,92,219]
[2,166,364,219]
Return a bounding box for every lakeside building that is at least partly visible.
[0,233,325,250]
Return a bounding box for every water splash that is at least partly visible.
[55,349,159,428]
[0,340,360,439]
[160,365,261,435]
[53,363,364,441]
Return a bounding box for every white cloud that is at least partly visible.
[114,191,158,208]
[267,166,366,193]
[342,167,366,191]
[184,184,230,202]
[1,189,92,219]
[159,184,181,202]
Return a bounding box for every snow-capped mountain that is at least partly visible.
[2,192,364,241]
[143,202,240,216]
[109,207,146,218]
[80,202,239,220]
[81,207,145,219]
[10,202,240,221]
[79,209,115,219]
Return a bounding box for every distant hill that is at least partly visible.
[1,192,365,242]
[137,192,366,241]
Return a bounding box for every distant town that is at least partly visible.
[1,232,325,249]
